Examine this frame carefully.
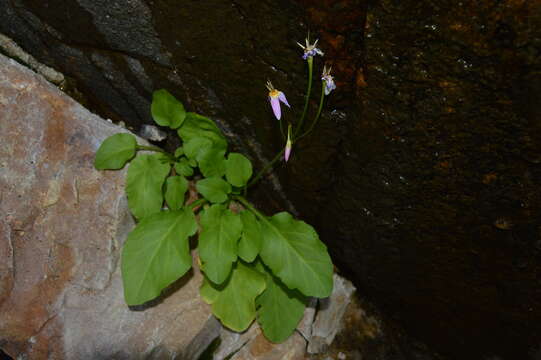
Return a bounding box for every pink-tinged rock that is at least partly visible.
[229,328,306,360]
[0,54,219,359]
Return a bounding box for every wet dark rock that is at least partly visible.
[2,0,541,359]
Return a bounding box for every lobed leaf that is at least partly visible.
[196,177,231,204]
[256,263,307,343]
[198,204,242,284]
[259,212,333,298]
[174,158,194,177]
[225,153,253,187]
[165,175,188,210]
[200,261,266,332]
[121,209,198,305]
[126,154,171,219]
[94,133,137,170]
[238,211,262,262]
[151,89,186,129]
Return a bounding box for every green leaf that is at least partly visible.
[174,147,184,158]
[184,137,213,161]
[126,154,171,219]
[188,158,197,167]
[183,137,226,177]
[151,89,186,129]
[196,177,231,204]
[238,211,262,262]
[199,148,226,178]
[225,153,253,187]
[121,209,198,305]
[165,175,188,210]
[198,204,242,284]
[256,263,307,343]
[200,261,266,332]
[174,158,194,177]
[177,112,227,151]
[94,133,137,170]
[259,212,333,298]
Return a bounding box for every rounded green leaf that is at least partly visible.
[177,112,227,151]
[199,148,226,178]
[196,177,231,204]
[151,89,186,129]
[259,212,333,298]
[184,137,213,161]
[225,153,253,187]
[200,261,266,332]
[121,209,198,305]
[126,154,171,219]
[256,264,307,343]
[238,211,262,262]
[94,133,137,170]
[198,204,242,284]
[165,175,188,210]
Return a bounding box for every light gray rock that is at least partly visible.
[140,124,168,142]
[0,54,219,359]
[307,274,356,354]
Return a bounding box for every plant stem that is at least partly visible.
[294,57,313,138]
[279,117,285,140]
[296,83,326,142]
[247,148,285,187]
[234,195,266,220]
[137,145,167,153]
[188,198,207,211]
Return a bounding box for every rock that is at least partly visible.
[139,124,167,142]
[0,54,219,359]
[307,275,356,354]
[229,329,306,360]
[212,322,261,360]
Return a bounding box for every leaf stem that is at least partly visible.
[247,148,284,187]
[294,57,313,138]
[137,145,167,153]
[234,195,266,220]
[295,83,326,142]
[188,198,207,211]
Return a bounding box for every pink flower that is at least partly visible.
[284,124,293,162]
[266,81,290,120]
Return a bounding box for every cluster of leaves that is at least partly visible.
[94,89,334,342]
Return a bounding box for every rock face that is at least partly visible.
[2,0,541,359]
[0,54,219,359]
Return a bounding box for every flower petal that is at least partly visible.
[284,144,292,162]
[278,92,290,108]
[269,96,281,120]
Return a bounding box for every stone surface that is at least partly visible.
[307,275,356,354]
[229,329,306,360]
[0,54,219,359]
